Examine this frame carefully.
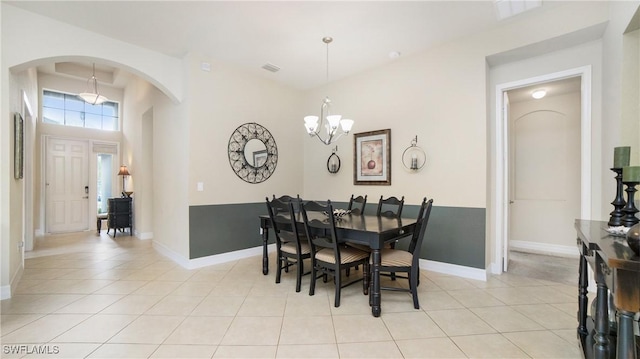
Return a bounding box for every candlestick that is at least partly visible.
[608,168,626,227]
[622,181,640,227]
[614,146,630,168]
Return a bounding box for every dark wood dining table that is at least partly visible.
[259,212,418,317]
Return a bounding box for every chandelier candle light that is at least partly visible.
[304,37,354,145]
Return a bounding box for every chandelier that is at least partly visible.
[78,63,108,105]
[303,37,353,145]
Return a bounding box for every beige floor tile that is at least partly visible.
[94,280,148,295]
[220,316,283,345]
[150,344,217,358]
[86,343,159,358]
[54,314,138,343]
[100,294,163,314]
[382,311,446,340]
[190,295,245,316]
[187,270,227,283]
[396,337,467,358]
[24,343,101,358]
[452,333,529,358]
[207,283,253,297]
[284,292,331,316]
[338,340,403,358]
[276,344,339,358]
[108,315,184,344]
[1,314,44,335]
[418,290,465,311]
[238,295,287,317]
[426,308,496,336]
[470,306,545,332]
[503,331,583,358]
[164,316,233,345]
[132,280,182,296]
[145,295,203,316]
[447,288,507,308]
[428,275,477,290]
[513,303,577,330]
[91,269,137,280]
[55,294,124,314]
[553,328,581,345]
[213,345,277,358]
[1,314,90,343]
[279,316,336,345]
[333,314,393,343]
[154,268,197,281]
[484,287,545,305]
[170,281,216,297]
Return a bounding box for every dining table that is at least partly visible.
[259,212,418,317]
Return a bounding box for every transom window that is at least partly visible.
[42,90,119,131]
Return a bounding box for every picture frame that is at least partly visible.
[14,112,24,180]
[354,129,391,185]
[253,149,268,168]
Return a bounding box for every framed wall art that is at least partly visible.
[14,112,24,180]
[353,129,390,185]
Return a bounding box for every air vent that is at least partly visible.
[262,63,280,73]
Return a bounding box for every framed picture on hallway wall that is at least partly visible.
[354,129,391,185]
[14,112,24,180]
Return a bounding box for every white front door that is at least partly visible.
[46,138,89,233]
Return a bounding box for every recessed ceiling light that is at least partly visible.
[389,51,401,59]
[531,89,547,99]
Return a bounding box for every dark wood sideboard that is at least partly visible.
[107,197,132,237]
[575,220,639,359]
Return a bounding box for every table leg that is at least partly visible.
[371,248,381,317]
[593,282,610,359]
[578,249,589,338]
[262,227,269,275]
[617,310,637,359]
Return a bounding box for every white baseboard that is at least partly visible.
[153,242,486,281]
[419,259,488,281]
[509,240,579,258]
[1,262,24,299]
[136,231,153,240]
[153,240,276,270]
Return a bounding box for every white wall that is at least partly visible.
[185,54,304,205]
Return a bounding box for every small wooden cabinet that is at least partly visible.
[107,197,132,237]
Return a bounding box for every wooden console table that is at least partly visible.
[575,220,639,359]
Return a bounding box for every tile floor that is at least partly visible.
[1,232,584,358]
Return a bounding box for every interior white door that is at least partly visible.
[508,94,581,255]
[46,138,89,233]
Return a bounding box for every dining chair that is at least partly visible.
[347,194,367,215]
[273,194,303,212]
[266,197,311,292]
[376,195,404,218]
[301,200,370,307]
[375,197,433,309]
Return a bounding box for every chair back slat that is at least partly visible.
[273,194,303,212]
[266,197,300,246]
[347,195,367,215]
[377,195,404,218]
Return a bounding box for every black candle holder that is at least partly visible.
[622,181,639,227]
[608,168,626,227]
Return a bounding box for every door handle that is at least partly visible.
[82,196,89,199]
[509,200,514,204]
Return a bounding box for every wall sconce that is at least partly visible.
[402,136,426,171]
[117,165,132,197]
[327,146,341,174]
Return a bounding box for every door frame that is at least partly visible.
[492,65,592,274]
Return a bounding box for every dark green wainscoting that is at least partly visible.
[189,202,486,269]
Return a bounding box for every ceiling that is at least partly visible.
[7,1,565,90]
